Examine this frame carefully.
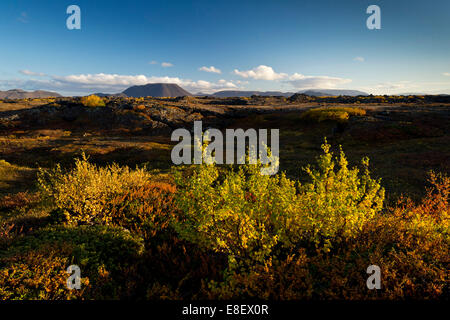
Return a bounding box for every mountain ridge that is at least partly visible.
[0,89,62,99]
[209,89,369,97]
[6,85,450,99]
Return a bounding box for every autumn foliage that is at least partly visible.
[80,95,105,107]
[0,143,448,300]
[300,107,366,122]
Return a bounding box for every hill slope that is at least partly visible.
[298,89,368,96]
[211,90,294,98]
[122,83,192,97]
[0,89,62,99]
[210,89,368,98]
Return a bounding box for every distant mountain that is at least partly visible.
[122,83,192,98]
[298,89,369,96]
[91,92,128,98]
[209,89,368,98]
[397,92,427,96]
[0,89,62,99]
[398,92,450,96]
[211,90,294,98]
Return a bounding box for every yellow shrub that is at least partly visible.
[174,141,384,268]
[38,153,151,225]
[81,95,105,107]
[204,171,447,300]
[286,143,385,249]
[300,107,366,122]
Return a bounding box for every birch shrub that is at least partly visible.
[278,143,385,250]
[38,153,151,225]
[174,141,385,267]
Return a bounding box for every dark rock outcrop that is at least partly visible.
[123,83,192,98]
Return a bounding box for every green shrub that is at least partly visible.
[204,171,447,300]
[174,141,385,268]
[281,143,385,250]
[174,162,282,266]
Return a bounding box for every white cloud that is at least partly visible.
[1,73,240,95]
[353,56,365,62]
[358,80,450,94]
[190,79,237,93]
[149,61,158,65]
[372,81,413,90]
[199,66,222,74]
[161,62,173,67]
[443,72,450,76]
[233,65,287,80]
[235,80,249,85]
[4,72,450,96]
[19,70,46,77]
[233,65,352,90]
[286,73,352,89]
[357,80,450,95]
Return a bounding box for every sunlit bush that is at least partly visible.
[300,107,366,122]
[284,143,385,250]
[80,95,105,107]
[38,153,151,225]
[205,210,448,300]
[203,170,447,300]
[174,141,384,268]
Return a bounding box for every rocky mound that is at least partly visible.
[288,93,314,103]
[122,83,192,98]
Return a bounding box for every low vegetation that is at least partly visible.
[300,107,366,122]
[80,95,105,107]
[0,142,447,300]
[0,96,448,300]
[37,153,151,225]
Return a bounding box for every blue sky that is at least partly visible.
[0,0,449,95]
